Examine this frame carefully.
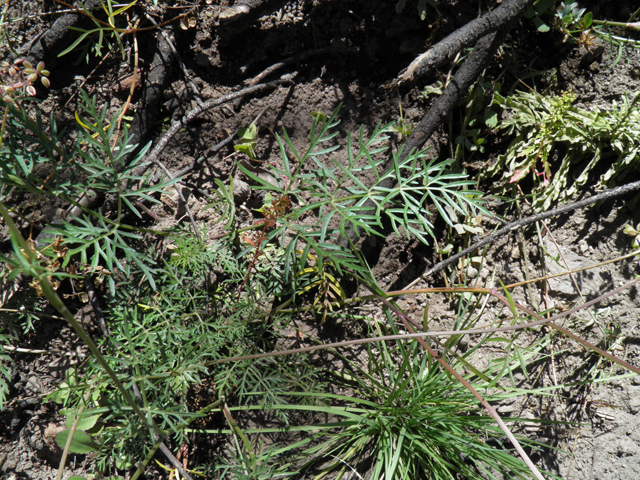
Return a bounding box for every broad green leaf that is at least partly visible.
[66,412,102,430]
[484,109,498,128]
[55,429,101,453]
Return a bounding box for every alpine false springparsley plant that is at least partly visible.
[237,106,489,292]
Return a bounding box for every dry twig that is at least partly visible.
[406,179,640,289]
[397,0,534,84]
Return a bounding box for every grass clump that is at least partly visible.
[296,340,545,480]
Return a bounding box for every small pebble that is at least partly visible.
[233,178,251,204]
[578,240,589,255]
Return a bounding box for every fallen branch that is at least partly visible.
[405,179,640,289]
[397,0,534,84]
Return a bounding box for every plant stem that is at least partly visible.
[592,19,640,30]
[0,201,164,438]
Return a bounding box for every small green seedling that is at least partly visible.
[234,123,258,160]
[623,223,640,250]
[392,96,414,140]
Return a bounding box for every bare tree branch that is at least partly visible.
[397,0,534,84]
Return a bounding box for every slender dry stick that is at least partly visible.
[542,224,602,331]
[158,442,194,480]
[406,179,640,290]
[370,289,546,480]
[490,283,640,375]
[56,391,92,480]
[246,46,356,86]
[514,193,537,304]
[210,277,640,378]
[112,19,139,149]
[63,50,112,108]
[501,250,639,289]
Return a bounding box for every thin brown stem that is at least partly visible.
[370,288,546,480]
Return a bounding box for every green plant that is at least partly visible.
[453,76,500,166]
[45,105,488,476]
[297,251,346,323]
[394,0,440,20]
[0,199,168,471]
[391,96,414,141]
[5,94,617,480]
[169,224,217,277]
[0,331,12,407]
[525,1,593,37]
[234,123,259,160]
[306,345,545,479]
[0,58,50,103]
[58,0,139,62]
[551,1,593,42]
[238,105,488,291]
[219,294,561,480]
[0,57,50,155]
[0,89,179,293]
[55,0,183,64]
[531,1,640,66]
[623,223,640,250]
[523,0,557,33]
[481,89,640,210]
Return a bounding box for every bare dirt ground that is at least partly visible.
[1,0,640,479]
